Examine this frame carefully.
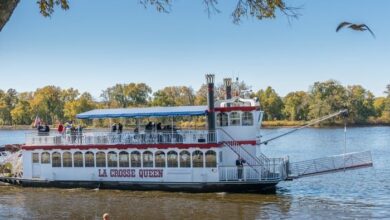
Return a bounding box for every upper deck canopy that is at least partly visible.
[76,106,208,119]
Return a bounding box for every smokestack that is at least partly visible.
[223,78,232,100]
[205,74,216,132]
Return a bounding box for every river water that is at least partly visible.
[0,127,389,219]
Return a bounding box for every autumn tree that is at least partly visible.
[308,80,347,120]
[152,86,195,106]
[283,91,309,121]
[64,92,96,120]
[11,92,33,125]
[30,86,64,124]
[345,85,375,123]
[0,89,18,125]
[256,86,284,120]
[101,83,152,108]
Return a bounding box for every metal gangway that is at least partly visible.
[287,151,373,179]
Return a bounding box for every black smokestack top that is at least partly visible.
[223,78,232,100]
[206,74,215,132]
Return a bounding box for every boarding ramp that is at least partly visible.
[287,151,373,179]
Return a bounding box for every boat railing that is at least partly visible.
[219,158,287,182]
[287,151,373,178]
[25,130,218,146]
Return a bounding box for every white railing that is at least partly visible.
[288,151,373,178]
[25,130,217,146]
[219,158,287,182]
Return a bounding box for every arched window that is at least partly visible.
[119,151,129,167]
[131,151,141,167]
[52,152,61,167]
[192,150,204,168]
[217,112,228,127]
[96,151,106,167]
[85,151,94,167]
[242,112,254,126]
[167,151,178,168]
[74,152,83,167]
[180,151,191,168]
[32,153,39,163]
[63,152,72,167]
[205,150,217,168]
[230,112,241,126]
[143,151,153,167]
[155,151,166,168]
[41,152,50,164]
[107,151,118,167]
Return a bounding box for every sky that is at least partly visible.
[0,0,389,99]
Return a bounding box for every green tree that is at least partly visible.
[256,86,284,120]
[308,80,347,120]
[152,86,195,106]
[373,97,386,117]
[283,91,309,121]
[346,85,375,123]
[101,83,152,108]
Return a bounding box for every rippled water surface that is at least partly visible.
[0,127,389,219]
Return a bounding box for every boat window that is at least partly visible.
[52,152,61,167]
[41,152,50,164]
[167,151,178,168]
[63,152,73,167]
[32,153,39,163]
[192,150,204,168]
[131,151,141,167]
[155,151,166,168]
[205,150,217,168]
[96,151,106,167]
[85,151,95,167]
[143,151,153,167]
[74,152,84,167]
[108,151,118,167]
[230,112,241,126]
[119,151,129,167]
[242,112,254,126]
[217,113,229,127]
[179,150,191,168]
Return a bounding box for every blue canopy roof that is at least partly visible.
[76,106,208,119]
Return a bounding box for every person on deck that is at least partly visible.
[111,123,117,133]
[57,122,64,134]
[236,156,246,181]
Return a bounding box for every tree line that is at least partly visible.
[0,80,389,126]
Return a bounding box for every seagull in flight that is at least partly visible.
[336,22,375,38]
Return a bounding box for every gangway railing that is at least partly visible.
[217,128,271,177]
[287,151,373,179]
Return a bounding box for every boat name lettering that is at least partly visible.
[98,169,163,178]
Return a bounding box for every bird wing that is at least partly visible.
[362,24,376,38]
[336,22,351,32]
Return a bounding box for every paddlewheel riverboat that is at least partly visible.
[2,75,374,193]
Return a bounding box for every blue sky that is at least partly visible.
[0,0,389,99]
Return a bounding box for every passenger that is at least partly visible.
[44,123,50,132]
[134,127,139,133]
[145,122,152,131]
[102,213,110,220]
[236,156,246,181]
[76,125,83,144]
[57,122,64,134]
[118,123,123,134]
[111,123,117,133]
[157,123,162,131]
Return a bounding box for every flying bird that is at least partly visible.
[336,22,375,38]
